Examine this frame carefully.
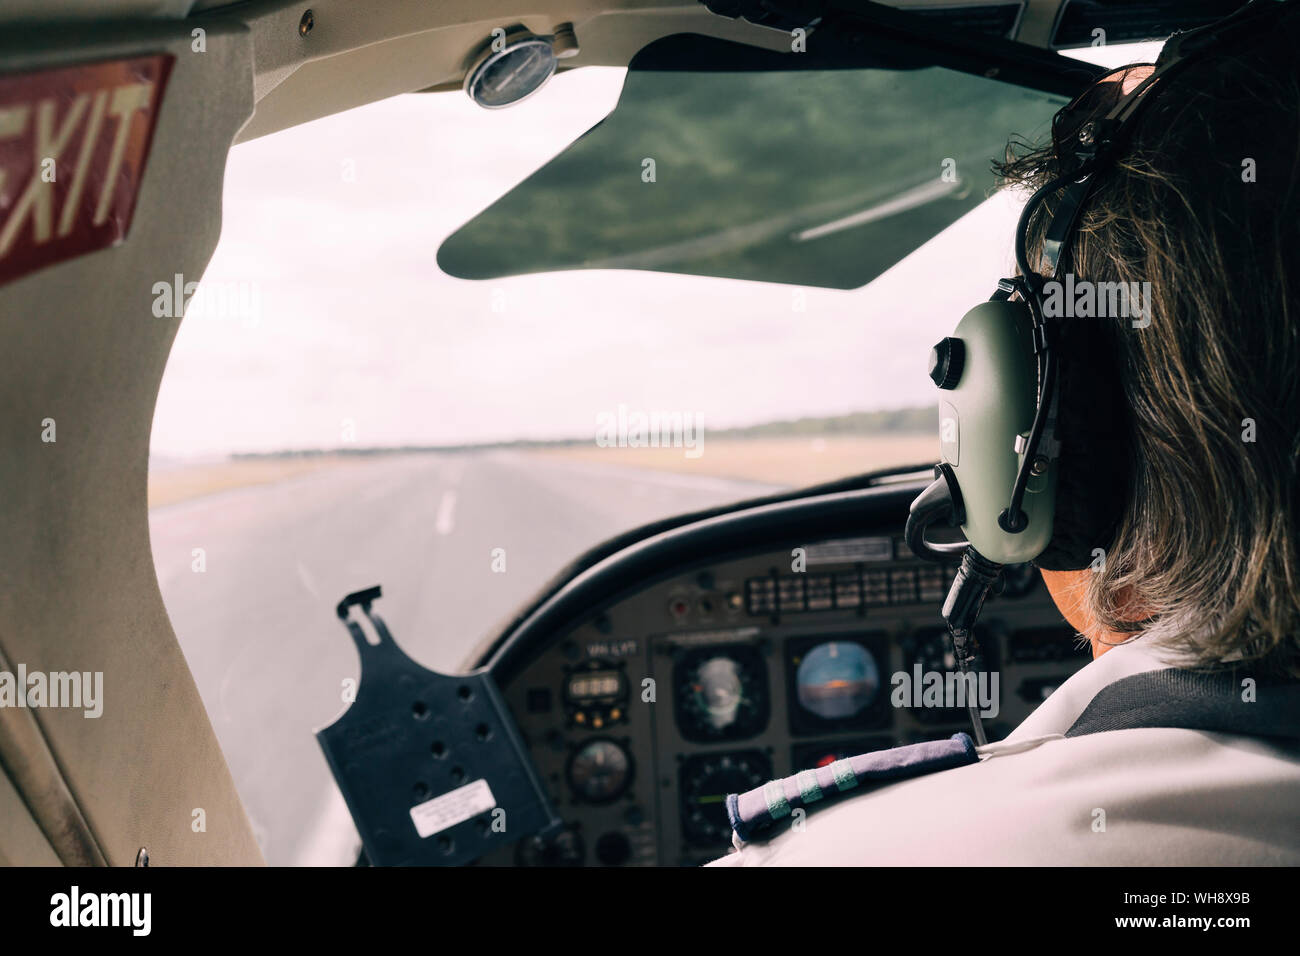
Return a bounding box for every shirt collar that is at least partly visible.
[1004,637,1182,740]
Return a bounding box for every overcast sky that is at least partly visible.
[150,43,1158,460]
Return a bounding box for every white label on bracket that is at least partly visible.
[409,779,497,839]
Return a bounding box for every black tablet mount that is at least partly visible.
[316,586,560,866]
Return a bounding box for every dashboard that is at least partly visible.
[477,492,1090,867]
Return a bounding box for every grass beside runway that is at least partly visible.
[147,455,366,509]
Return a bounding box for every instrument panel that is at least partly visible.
[485,533,1088,866]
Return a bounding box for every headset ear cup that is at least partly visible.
[1034,315,1130,571]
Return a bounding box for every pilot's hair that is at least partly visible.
[996,14,1300,676]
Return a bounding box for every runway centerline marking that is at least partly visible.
[296,560,320,598]
[435,490,457,535]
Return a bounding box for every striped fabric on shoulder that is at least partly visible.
[725,733,977,844]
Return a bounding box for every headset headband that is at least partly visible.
[1039,0,1285,257]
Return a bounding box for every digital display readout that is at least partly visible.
[566,672,622,700]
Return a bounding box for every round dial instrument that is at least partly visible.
[566,738,633,804]
[786,636,888,734]
[515,826,584,867]
[673,646,769,742]
[464,34,558,109]
[679,750,771,848]
[901,627,998,724]
[795,640,880,721]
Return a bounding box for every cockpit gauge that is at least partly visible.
[679,750,771,848]
[673,645,769,742]
[563,659,628,730]
[515,825,585,867]
[900,626,1000,724]
[566,738,633,804]
[786,634,889,734]
[796,640,879,719]
[463,30,558,109]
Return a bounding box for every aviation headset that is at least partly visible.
[902,0,1291,742]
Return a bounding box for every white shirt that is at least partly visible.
[708,639,1300,865]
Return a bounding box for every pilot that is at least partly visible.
[711,4,1300,865]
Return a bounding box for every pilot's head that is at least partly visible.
[999,7,1300,676]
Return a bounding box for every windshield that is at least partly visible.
[148,40,1159,865]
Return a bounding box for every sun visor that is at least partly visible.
[437,32,1090,290]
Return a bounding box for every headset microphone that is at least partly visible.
[902,0,1286,746]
